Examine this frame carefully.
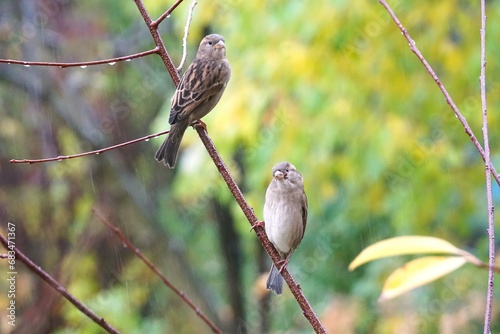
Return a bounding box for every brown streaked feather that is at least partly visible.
[156,34,230,168]
[301,191,308,236]
[169,58,229,125]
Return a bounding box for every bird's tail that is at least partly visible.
[266,264,283,295]
[155,121,189,169]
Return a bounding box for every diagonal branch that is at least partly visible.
[126,1,327,332]
[0,233,120,334]
[133,0,181,86]
[194,124,327,334]
[152,0,184,28]
[378,0,500,188]
[93,209,223,334]
[6,0,327,331]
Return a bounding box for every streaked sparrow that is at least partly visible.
[155,34,231,168]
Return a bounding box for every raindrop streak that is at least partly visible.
[23,64,31,67]
[144,138,150,142]
[80,65,88,69]
[89,170,95,193]
[125,59,131,62]
[108,62,116,66]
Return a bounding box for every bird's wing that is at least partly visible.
[301,191,308,235]
[169,59,227,125]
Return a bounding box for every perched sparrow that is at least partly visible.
[264,161,308,295]
[155,34,231,168]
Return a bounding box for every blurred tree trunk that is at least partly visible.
[211,198,246,333]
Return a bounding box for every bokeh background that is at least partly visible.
[1,0,500,333]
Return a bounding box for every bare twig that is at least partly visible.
[458,250,500,273]
[152,0,184,28]
[0,233,120,334]
[378,0,500,188]
[479,0,494,332]
[133,0,181,86]
[177,0,198,71]
[0,48,159,68]
[194,124,327,334]
[378,1,496,330]
[93,209,223,334]
[468,257,500,274]
[10,129,170,164]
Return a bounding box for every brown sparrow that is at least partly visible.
[264,161,308,294]
[155,34,231,168]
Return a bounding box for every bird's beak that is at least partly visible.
[274,171,284,180]
[214,40,225,49]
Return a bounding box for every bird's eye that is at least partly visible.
[208,41,213,45]
[285,168,289,173]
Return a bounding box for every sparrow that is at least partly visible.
[264,161,308,295]
[155,34,231,168]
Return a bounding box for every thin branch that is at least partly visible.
[10,129,169,164]
[7,1,326,331]
[177,0,198,71]
[459,250,500,273]
[378,1,496,329]
[152,0,184,28]
[134,2,327,331]
[0,48,159,68]
[194,123,327,334]
[471,259,500,274]
[93,209,223,334]
[133,0,181,86]
[378,0,500,188]
[0,233,120,334]
[479,0,494,332]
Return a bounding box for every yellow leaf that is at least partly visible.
[349,236,462,271]
[379,256,467,302]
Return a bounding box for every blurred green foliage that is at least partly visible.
[0,0,499,333]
